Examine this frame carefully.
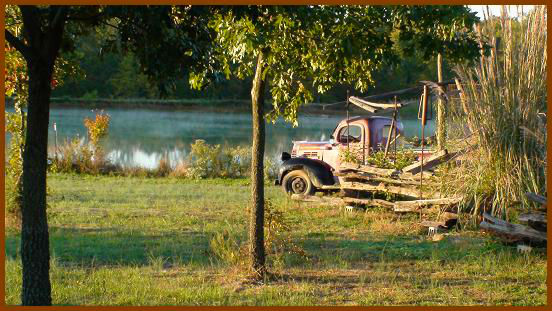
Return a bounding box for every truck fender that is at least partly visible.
[278,157,335,187]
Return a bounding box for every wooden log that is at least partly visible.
[402,149,449,174]
[526,192,547,205]
[480,213,546,243]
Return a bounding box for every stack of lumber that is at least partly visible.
[291,147,460,214]
[479,193,547,244]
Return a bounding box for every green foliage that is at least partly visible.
[109,53,158,98]
[52,111,112,175]
[340,147,417,170]
[195,5,483,126]
[366,150,417,170]
[187,140,251,179]
[209,199,307,267]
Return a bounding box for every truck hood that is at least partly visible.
[293,141,332,148]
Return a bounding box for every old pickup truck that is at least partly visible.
[276,115,407,195]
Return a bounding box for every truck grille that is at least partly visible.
[302,151,319,159]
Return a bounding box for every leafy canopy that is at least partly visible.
[195,5,482,125]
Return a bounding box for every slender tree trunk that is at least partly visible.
[436,53,446,151]
[249,49,268,279]
[20,59,54,306]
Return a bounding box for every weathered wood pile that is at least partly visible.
[291,149,462,214]
[479,193,547,245]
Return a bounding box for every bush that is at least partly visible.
[186,140,253,179]
[52,111,113,174]
[340,146,416,170]
[209,199,307,268]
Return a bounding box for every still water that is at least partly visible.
[6,107,435,168]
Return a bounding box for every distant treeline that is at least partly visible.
[52,25,454,104]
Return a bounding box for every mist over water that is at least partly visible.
[6,106,435,168]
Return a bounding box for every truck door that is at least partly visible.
[332,123,366,166]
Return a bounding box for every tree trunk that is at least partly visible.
[20,59,54,306]
[15,6,67,305]
[436,53,446,151]
[249,50,268,279]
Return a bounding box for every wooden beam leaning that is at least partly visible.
[402,149,449,174]
[348,96,378,113]
[349,96,404,110]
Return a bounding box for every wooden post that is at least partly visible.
[346,90,350,151]
[420,85,429,200]
[436,53,446,151]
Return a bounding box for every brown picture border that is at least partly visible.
[0,2,549,309]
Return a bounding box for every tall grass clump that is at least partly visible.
[445,6,547,218]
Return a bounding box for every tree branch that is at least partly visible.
[50,6,67,32]
[5,29,33,60]
[19,5,42,50]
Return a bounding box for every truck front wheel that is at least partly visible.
[282,170,315,195]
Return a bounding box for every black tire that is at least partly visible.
[282,169,315,195]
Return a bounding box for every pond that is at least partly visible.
[5,106,435,168]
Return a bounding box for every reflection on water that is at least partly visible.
[5,106,435,168]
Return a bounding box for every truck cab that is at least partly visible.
[277,116,404,195]
[290,116,404,170]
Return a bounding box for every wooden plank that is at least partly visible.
[526,192,547,205]
[349,96,403,109]
[339,162,399,177]
[420,220,446,228]
[290,194,343,206]
[343,197,395,208]
[337,172,422,186]
[393,197,462,209]
[348,96,378,113]
[402,149,449,174]
[338,181,435,199]
[518,212,547,224]
[290,194,395,209]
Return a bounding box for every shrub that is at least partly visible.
[340,147,417,170]
[52,111,113,174]
[187,140,253,179]
[209,199,307,268]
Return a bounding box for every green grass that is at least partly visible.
[5,174,547,306]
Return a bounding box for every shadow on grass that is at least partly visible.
[6,226,212,267]
[6,226,502,271]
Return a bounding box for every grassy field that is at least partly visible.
[5,174,547,306]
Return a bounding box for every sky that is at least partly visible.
[468,5,535,19]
